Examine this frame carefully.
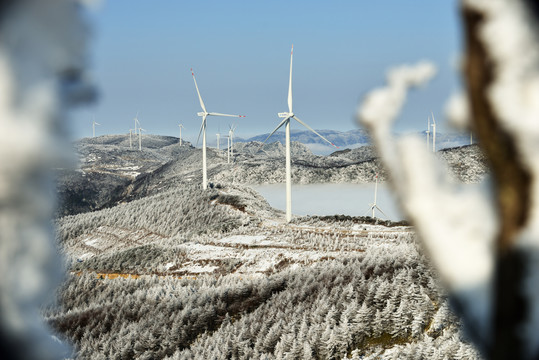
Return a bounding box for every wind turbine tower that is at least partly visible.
[92,118,100,138]
[134,112,139,135]
[191,68,245,189]
[227,135,231,163]
[367,173,387,219]
[216,132,221,150]
[178,124,184,146]
[129,129,134,149]
[228,124,237,160]
[259,45,338,222]
[426,117,430,151]
[139,127,146,151]
[431,112,436,153]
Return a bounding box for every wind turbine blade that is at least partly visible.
[191,68,207,113]
[95,122,100,126]
[365,204,374,216]
[196,117,206,146]
[292,116,338,148]
[375,205,388,218]
[256,117,290,153]
[288,44,293,113]
[208,112,245,118]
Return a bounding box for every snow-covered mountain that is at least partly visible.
[56,134,487,218]
[232,129,472,155]
[237,129,370,147]
[50,134,486,359]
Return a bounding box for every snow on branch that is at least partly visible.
[358,59,497,351]
[0,1,95,359]
[359,0,539,358]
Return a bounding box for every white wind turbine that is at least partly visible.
[134,111,140,135]
[139,127,146,151]
[92,118,100,138]
[426,116,430,151]
[431,112,436,153]
[260,45,338,222]
[228,124,237,161]
[367,173,387,219]
[191,68,245,189]
[129,128,134,149]
[178,123,184,146]
[227,134,231,164]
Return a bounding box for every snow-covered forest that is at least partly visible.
[46,178,482,359]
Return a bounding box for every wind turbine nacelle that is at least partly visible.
[197,112,205,116]
[278,112,289,118]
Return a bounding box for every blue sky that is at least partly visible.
[73,0,462,142]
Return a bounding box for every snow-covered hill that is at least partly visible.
[56,135,487,218]
[50,180,480,359]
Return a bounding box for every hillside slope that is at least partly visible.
[49,181,480,359]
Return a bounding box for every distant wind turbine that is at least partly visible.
[134,111,140,134]
[129,129,134,149]
[228,124,237,161]
[92,118,100,138]
[367,173,387,219]
[191,68,245,189]
[178,123,184,146]
[139,127,146,151]
[216,132,221,150]
[259,45,338,222]
[426,117,430,151]
[431,112,436,153]
[227,134,231,163]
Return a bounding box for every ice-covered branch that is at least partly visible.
[0,1,95,359]
[359,0,539,358]
[358,60,496,351]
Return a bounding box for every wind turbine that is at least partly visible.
[259,45,338,222]
[228,124,237,161]
[227,134,231,163]
[139,127,146,151]
[191,68,245,189]
[178,124,184,146]
[426,117,430,151]
[129,129,134,149]
[367,173,387,219]
[92,118,100,138]
[134,112,140,135]
[431,112,436,153]
[216,133,221,150]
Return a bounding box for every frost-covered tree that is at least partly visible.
[358,0,539,358]
[0,1,95,359]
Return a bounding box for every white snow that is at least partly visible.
[84,238,100,247]
[179,263,219,274]
[219,235,269,246]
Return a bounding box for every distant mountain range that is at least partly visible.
[233,129,472,155]
[236,129,370,147]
